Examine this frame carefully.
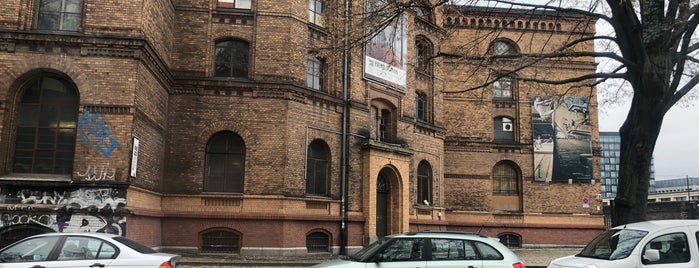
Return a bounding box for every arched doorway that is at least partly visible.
[0,224,55,248]
[376,167,400,238]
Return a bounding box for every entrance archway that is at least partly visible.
[0,224,54,248]
[375,167,400,238]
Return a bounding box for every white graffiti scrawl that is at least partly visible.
[77,165,116,181]
[16,188,125,212]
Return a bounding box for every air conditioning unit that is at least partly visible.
[502,122,513,131]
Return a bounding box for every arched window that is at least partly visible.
[306,140,330,196]
[201,229,241,253]
[204,131,245,193]
[493,116,514,142]
[493,162,519,195]
[417,160,432,205]
[214,39,250,78]
[488,39,518,56]
[308,0,325,27]
[306,231,330,253]
[499,233,522,248]
[37,0,83,31]
[14,75,79,174]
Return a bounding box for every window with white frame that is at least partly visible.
[492,75,513,99]
[217,0,251,9]
[307,55,324,91]
[308,0,325,27]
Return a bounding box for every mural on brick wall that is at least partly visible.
[0,186,126,235]
[531,96,593,182]
[78,110,120,157]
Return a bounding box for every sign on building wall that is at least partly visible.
[363,0,407,90]
[531,96,593,182]
[130,138,139,178]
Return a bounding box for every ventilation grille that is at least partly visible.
[203,198,241,207]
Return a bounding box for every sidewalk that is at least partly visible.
[176,247,582,268]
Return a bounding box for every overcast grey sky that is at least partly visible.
[598,103,699,180]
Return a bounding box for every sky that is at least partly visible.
[598,103,699,180]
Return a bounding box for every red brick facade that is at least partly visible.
[0,0,603,254]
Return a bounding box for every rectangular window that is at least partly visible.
[306,56,324,91]
[217,0,252,9]
[37,0,82,31]
[308,0,325,27]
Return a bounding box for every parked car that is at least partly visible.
[311,231,526,268]
[0,232,179,268]
[547,219,699,268]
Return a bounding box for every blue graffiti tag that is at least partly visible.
[77,110,120,157]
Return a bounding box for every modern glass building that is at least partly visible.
[599,131,655,199]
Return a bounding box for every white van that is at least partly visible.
[547,220,699,268]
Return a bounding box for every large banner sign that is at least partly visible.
[364,0,407,90]
[531,96,593,182]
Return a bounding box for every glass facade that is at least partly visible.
[599,131,655,199]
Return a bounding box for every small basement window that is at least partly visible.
[201,230,240,253]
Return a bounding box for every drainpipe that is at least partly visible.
[339,0,350,256]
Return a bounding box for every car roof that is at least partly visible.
[28,232,121,239]
[390,231,491,240]
[612,220,699,232]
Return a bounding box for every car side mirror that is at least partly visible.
[643,249,660,263]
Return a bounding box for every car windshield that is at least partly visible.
[347,236,391,262]
[577,229,648,260]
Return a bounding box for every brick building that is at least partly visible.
[0,0,604,255]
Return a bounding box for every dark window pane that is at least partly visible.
[39,105,59,127]
[57,129,76,150]
[65,0,82,12]
[55,152,74,174]
[40,0,62,12]
[21,83,41,103]
[59,106,78,128]
[37,13,60,30]
[62,14,81,31]
[18,106,40,126]
[37,128,57,149]
[13,151,34,172]
[34,150,55,173]
[214,40,249,78]
[16,128,36,150]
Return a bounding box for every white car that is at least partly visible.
[311,231,526,268]
[0,232,179,268]
[548,219,699,268]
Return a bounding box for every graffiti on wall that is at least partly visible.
[76,165,117,181]
[0,186,127,235]
[78,110,120,157]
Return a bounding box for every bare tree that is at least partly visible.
[439,0,699,226]
[320,0,698,227]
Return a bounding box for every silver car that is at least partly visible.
[0,232,179,268]
[311,231,526,268]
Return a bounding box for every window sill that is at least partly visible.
[0,173,71,181]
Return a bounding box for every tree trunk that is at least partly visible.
[612,81,668,227]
